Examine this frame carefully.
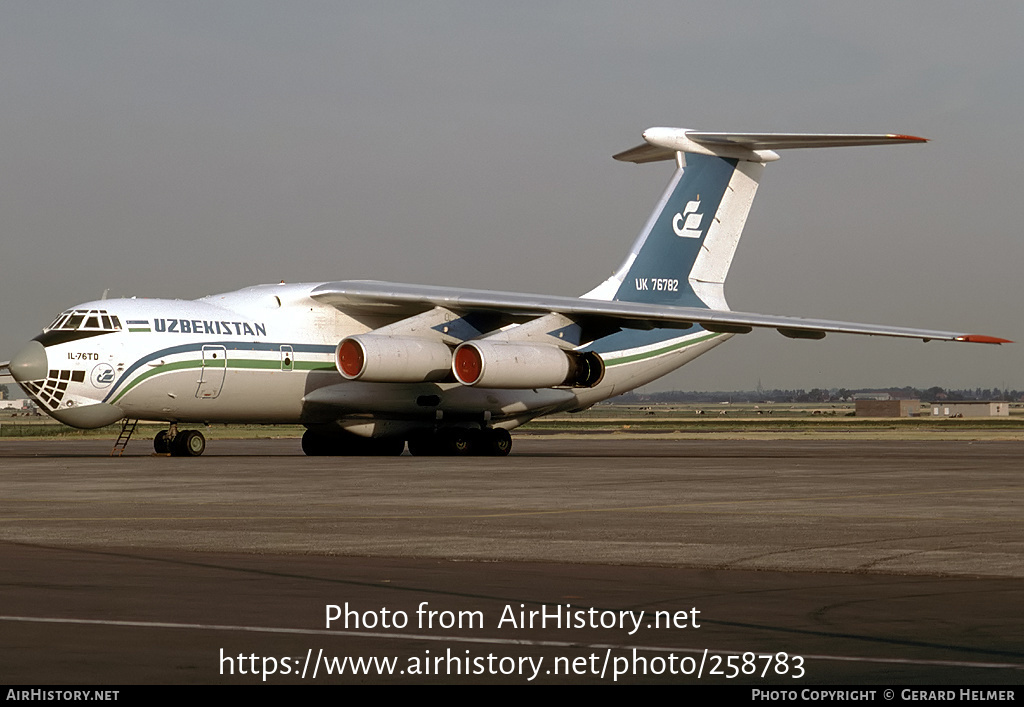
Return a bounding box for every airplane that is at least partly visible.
[0,127,1009,457]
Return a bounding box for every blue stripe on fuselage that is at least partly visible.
[101,341,336,403]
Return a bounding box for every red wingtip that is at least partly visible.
[956,335,1013,344]
[888,134,929,143]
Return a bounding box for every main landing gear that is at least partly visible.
[301,429,405,456]
[154,425,207,457]
[300,427,513,457]
[406,428,512,457]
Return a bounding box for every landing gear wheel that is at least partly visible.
[172,429,206,457]
[153,430,172,454]
[301,429,331,456]
[408,429,504,456]
[483,428,512,456]
[440,428,476,456]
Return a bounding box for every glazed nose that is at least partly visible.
[9,341,48,383]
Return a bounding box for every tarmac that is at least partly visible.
[1,436,1021,684]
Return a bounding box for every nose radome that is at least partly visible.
[9,341,48,383]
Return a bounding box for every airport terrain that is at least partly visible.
[1,436,1021,684]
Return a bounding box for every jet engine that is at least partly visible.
[452,341,604,389]
[336,335,452,382]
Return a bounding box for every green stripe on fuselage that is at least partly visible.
[110,333,719,405]
[602,332,720,366]
[109,356,334,403]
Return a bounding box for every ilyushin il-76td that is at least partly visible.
[1,127,1008,457]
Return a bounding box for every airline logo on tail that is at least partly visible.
[672,199,703,238]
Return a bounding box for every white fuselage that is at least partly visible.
[23,282,729,435]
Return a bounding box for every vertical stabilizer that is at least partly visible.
[582,153,763,310]
[585,127,926,310]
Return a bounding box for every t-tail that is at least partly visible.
[582,127,927,310]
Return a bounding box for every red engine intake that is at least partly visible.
[336,335,453,383]
[452,341,604,389]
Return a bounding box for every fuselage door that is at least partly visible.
[280,345,294,372]
[196,345,227,399]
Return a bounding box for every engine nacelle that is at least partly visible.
[452,341,604,389]
[336,335,453,382]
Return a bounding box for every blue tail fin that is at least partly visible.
[584,127,928,310]
[582,152,764,310]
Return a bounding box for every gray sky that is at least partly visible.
[2,2,1021,392]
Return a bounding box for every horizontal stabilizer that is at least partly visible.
[614,128,928,164]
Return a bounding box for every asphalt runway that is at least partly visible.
[1,436,1021,685]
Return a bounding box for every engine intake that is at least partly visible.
[336,335,452,382]
[452,341,604,389]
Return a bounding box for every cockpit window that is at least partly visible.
[44,309,123,333]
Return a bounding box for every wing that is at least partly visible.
[310,281,1009,344]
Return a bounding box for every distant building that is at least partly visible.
[0,398,35,411]
[855,399,920,417]
[931,402,1009,418]
[853,392,892,401]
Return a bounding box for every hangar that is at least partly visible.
[931,402,1010,418]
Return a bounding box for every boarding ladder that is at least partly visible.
[110,418,139,456]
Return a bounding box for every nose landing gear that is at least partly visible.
[154,425,206,457]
